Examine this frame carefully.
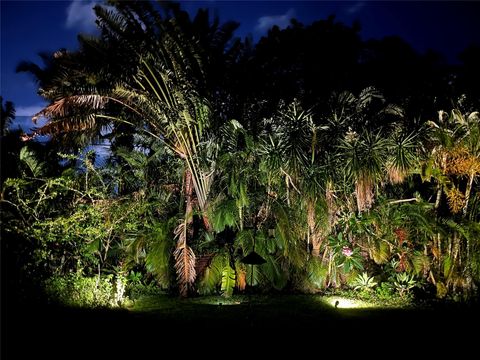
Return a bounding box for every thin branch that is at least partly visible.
[388,198,419,205]
[280,168,301,195]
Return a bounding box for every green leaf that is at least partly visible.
[20,147,44,177]
[443,255,453,278]
[198,253,223,295]
[221,264,236,297]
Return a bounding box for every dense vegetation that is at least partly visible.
[2,0,480,308]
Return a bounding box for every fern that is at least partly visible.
[20,147,45,177]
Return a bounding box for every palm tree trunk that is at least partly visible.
[462,171,475,217]
[202,214,212,232]
[452,231,461,293]
[435,184,442,210]
[436,233,442,269]
[435,152,447,210]
[175,167,196,297]
[307,200,321,256]
[239,205,243,231]
[185,168,194,238]
[285,175,290,206]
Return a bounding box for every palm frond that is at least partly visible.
[356,86,384,111]
[173,220,196,297]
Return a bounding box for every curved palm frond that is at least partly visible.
[173,220,196,297]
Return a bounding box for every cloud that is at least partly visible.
[15,104,45,117]
[10,104,47,133]
[346,1,365,15]
[65,0,98,33]
[255,8,295,33]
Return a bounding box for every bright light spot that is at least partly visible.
[322,296,373,309]
[194,298,243,306]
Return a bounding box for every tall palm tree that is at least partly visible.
[330,87,405,213]
[339,130,389,212]
[23,1,229,296]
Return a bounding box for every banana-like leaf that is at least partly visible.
[221,263,236,297]
[197,253,223,295]
[371,240,390,265]
[411,252,430,275]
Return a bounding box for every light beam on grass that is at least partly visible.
[322,296,375,309]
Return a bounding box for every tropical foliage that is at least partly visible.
[2,1,479,306]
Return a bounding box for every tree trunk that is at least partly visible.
[185,168,194,238]
[452,231,461,293]
[435,152,447,210]
[308,200,322,256]
[202,214,212,233]
[176,167,196,297]
[462,171,475,217]
[435,184,443,210]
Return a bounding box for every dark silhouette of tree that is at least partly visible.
[457,45,480,109]
[1,98,21,186]
[1,97,15,136]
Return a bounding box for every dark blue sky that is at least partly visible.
[1,1,479,121]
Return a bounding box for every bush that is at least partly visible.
[44,272,127,308]
[376,282,395,301]
[127,282,163,300]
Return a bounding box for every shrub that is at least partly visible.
[127,282,163,300]
[352,272,378,292]
[44,272,127,308]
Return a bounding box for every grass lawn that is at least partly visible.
[4,293,479,358]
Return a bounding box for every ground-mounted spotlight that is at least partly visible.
[322,296,374,309]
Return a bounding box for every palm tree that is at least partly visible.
[339,130,389,212]
[23,1,228,296]
[386,129,419,184]
[450,110,480,217]
[1,97,15,136]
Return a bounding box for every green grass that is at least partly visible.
[6,292,479,359]
[127,293,413,328]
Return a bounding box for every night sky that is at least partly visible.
[1,1,479,121]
